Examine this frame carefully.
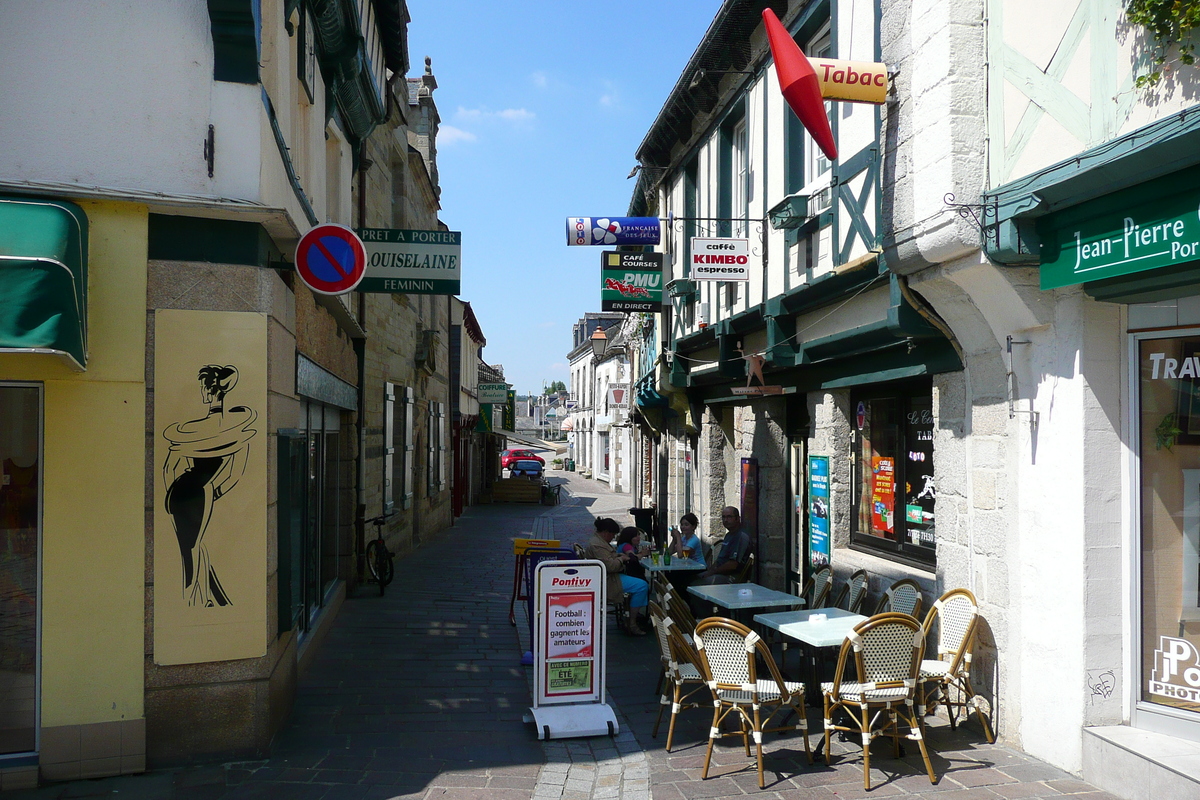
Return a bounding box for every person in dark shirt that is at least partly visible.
[693,506,751,586]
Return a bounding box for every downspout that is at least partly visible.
[354,143,369,588]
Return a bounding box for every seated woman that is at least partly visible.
[615,526,648,582]
[585,517,649,636]
[670,512,706,566]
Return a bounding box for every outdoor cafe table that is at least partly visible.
[687,582,805,622]
[639,557,706,575]
[753,607,868,703]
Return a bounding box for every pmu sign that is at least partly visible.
[567,216,661,246]
[295,224,367,295]
[601,251,663,312]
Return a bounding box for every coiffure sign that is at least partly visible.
[1150,635,1200,702]
[566,217,661,246]
[690,237,752,281]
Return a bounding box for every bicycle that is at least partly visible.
[364,513,396,596]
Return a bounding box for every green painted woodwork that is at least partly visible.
[985,105,1200,266]
[207,0,259,84]
[0,197,89,369]
[148,214,280,267]
[1084,261,1200,303]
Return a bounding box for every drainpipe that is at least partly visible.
[354,143,370,587]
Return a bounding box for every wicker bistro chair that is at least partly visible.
[801,565,834,609]
[822,613,938,791]
[660,585,697,634]
[732,552,756,583]
[833,569,870,614]
[876,578,923,618]
[920,588,994,742]
[693,617,812,788]
[649,602,708,751]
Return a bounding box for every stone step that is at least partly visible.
[1083,724,1200,800]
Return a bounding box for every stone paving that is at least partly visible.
[7,469,1121,800]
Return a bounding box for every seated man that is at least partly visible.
[693,506,752,586]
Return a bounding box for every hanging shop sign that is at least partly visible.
[355,228,461,294]
[528,560,618,739]
[810,57,889,104]
[763,8,837,161]
[478,382,509,404]
[295,223,367,295]
[504,390,516,430]
[807,455,831,569]
[690,237,752,281]
[1038,167,1200,290]
[567,216,661,246]
[607,383,629,409]
[601,251,663,311]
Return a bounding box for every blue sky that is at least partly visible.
[405,0,722,395]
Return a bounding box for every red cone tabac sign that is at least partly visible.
[763,8,837,162]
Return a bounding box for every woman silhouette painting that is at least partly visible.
[163,365,257,607]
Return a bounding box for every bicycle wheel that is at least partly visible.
[377,546,394,592]
[366,538,384,582]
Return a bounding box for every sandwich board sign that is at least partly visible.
[527,560,617,739]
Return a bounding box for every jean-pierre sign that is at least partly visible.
[1038,169,1200,290]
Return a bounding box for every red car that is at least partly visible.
[501,448,545,469]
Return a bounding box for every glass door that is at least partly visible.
[0,385,40,756]
[1134,332,1200,739]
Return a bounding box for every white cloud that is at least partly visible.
[455,106,535,125]
[538,320,555,328]
[531,71,549,88]
[597,80,620,108]
[497,108,535,122]
[438,124,477,145]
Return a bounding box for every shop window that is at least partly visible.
[0,384,39,755]
[851,382,936,566]
[1137,335,1200,720]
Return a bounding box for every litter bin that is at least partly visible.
[566,459,575,471]
[629,506,658,544]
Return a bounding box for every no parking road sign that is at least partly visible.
[295,223,367,295]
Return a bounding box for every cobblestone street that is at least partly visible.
[8,472,1118,800]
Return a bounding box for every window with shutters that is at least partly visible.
[386,383,414,511]
[426,401,447,494]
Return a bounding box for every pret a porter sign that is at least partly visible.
[356,228,462,294]
[1039,168,1200,290]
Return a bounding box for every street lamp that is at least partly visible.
[590,328,608,358]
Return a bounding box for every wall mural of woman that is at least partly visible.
[163,365,258,607]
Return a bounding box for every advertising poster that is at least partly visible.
[807,455,831,569]
[740,458,759,564]
[153,310,267,665]
[871,456,895,535]
[544,591,595,697]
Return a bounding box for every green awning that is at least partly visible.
[0,197,88,370]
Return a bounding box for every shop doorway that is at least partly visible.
[0,384,39,756]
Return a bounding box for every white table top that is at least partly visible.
[753,608,867,648]
[687,582,806,610]
[640,557,706,573]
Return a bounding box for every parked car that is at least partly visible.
[501,448,545,469]
[509,460,544,479]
